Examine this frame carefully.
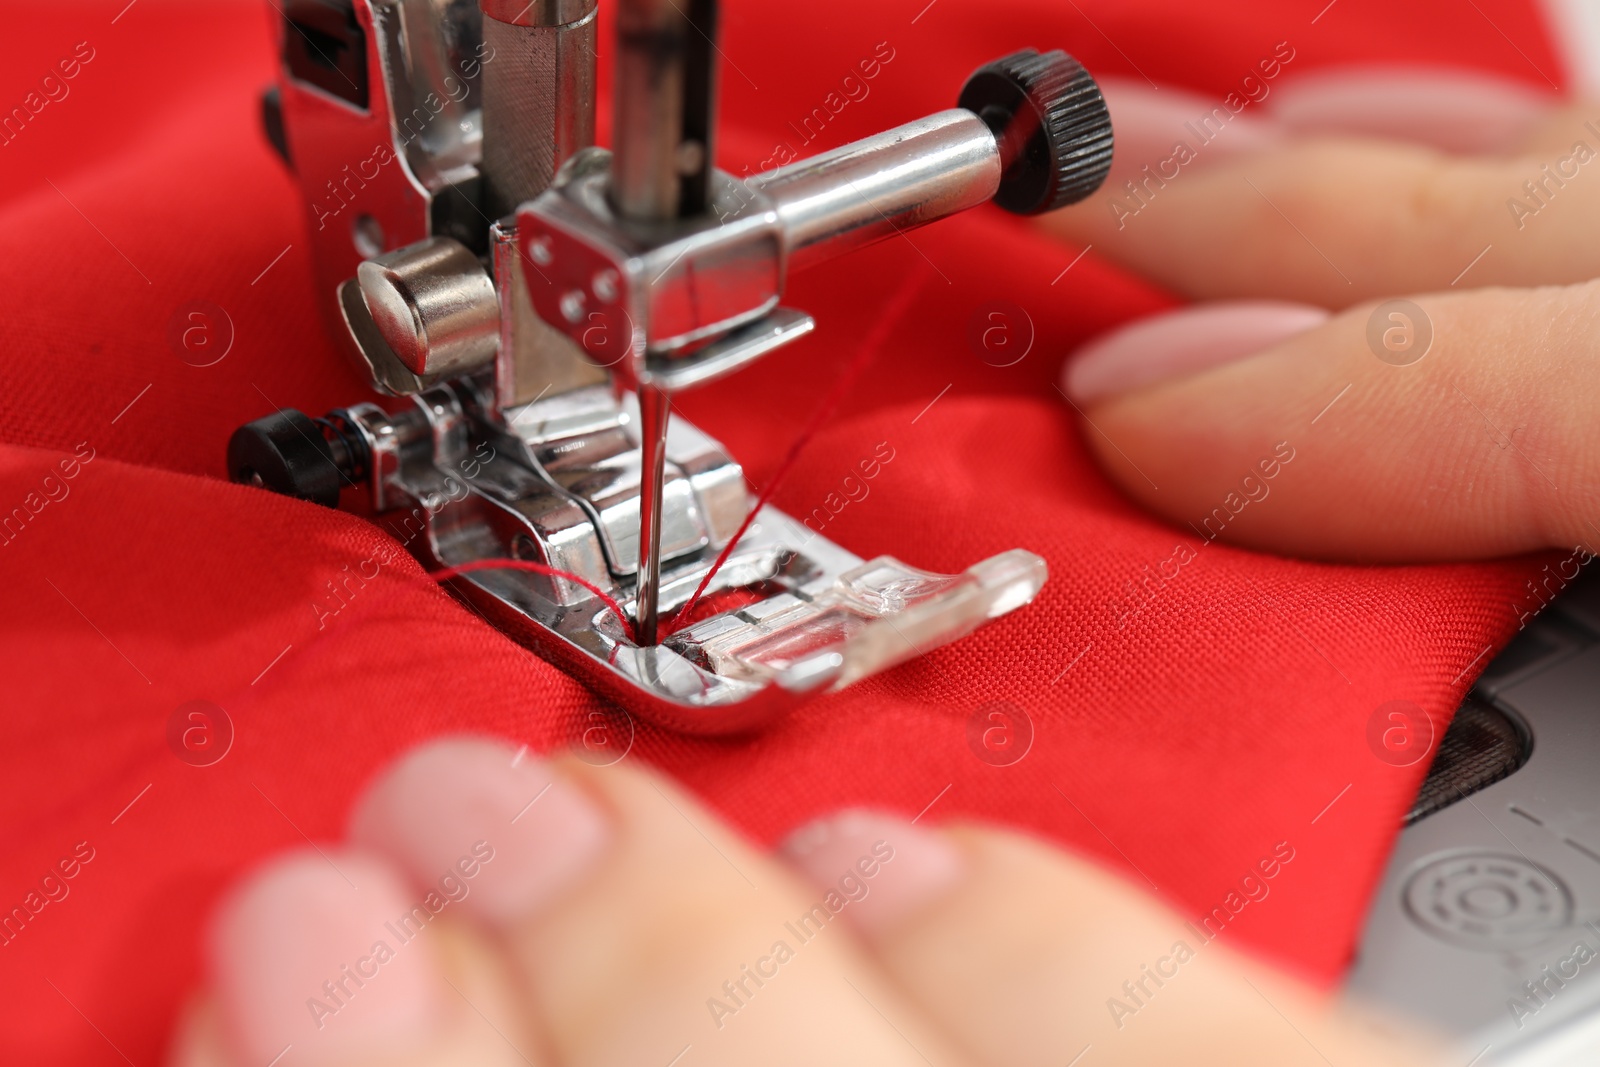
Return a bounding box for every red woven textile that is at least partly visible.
[0,0,1562,1061]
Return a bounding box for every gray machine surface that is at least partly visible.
[1349,567,1600,1064]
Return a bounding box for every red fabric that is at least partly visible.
[0,0,1564,1061]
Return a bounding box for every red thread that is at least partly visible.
[426,265,931,648]
[665,264,934,636]
[430,559,638,644]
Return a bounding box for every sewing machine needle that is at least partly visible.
[635,383,671,644]
[613,0,716,645]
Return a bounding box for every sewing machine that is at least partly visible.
[223,2,1600,1058]
[226,0,1113,734]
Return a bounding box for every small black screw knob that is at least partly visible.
[227,409,367,508]
[959,48,1114,216]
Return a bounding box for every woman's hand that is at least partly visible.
[168,737,1437,1067]
[1051,69,1600,562]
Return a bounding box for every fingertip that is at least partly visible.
[779,810,964,938]
[1062,300,1331,404]
[1098,76,1282,183]
[1269,64,1557,154]
[347,736,612,927]
[208,848,444,1067]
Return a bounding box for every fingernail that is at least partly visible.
[348,736,611,926]
[210,850,443,1067]
[1271,66,1555,154]
[1098,77,1282,184]
[779,810,962,938]
[1064,300,1329,404]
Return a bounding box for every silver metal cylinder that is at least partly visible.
[357,237,500,377]
[750,108,1003,274]
[610,0,717,221]
[612,0,686,219]
[608,0,720,643]
[480,0,599,219]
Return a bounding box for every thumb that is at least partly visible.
[1060,287,1600,562]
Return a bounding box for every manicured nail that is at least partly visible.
[1063,300,1329,404]
[779,810,962,938]
[210,849,443,1067]
[1270,66,1554,154]
[1097,77,1281,184]
[348,736,611,926]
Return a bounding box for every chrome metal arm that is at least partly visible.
[750,109,1003,273]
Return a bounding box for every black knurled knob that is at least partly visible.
[959,48,1114,216]
[227,409,365,508]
